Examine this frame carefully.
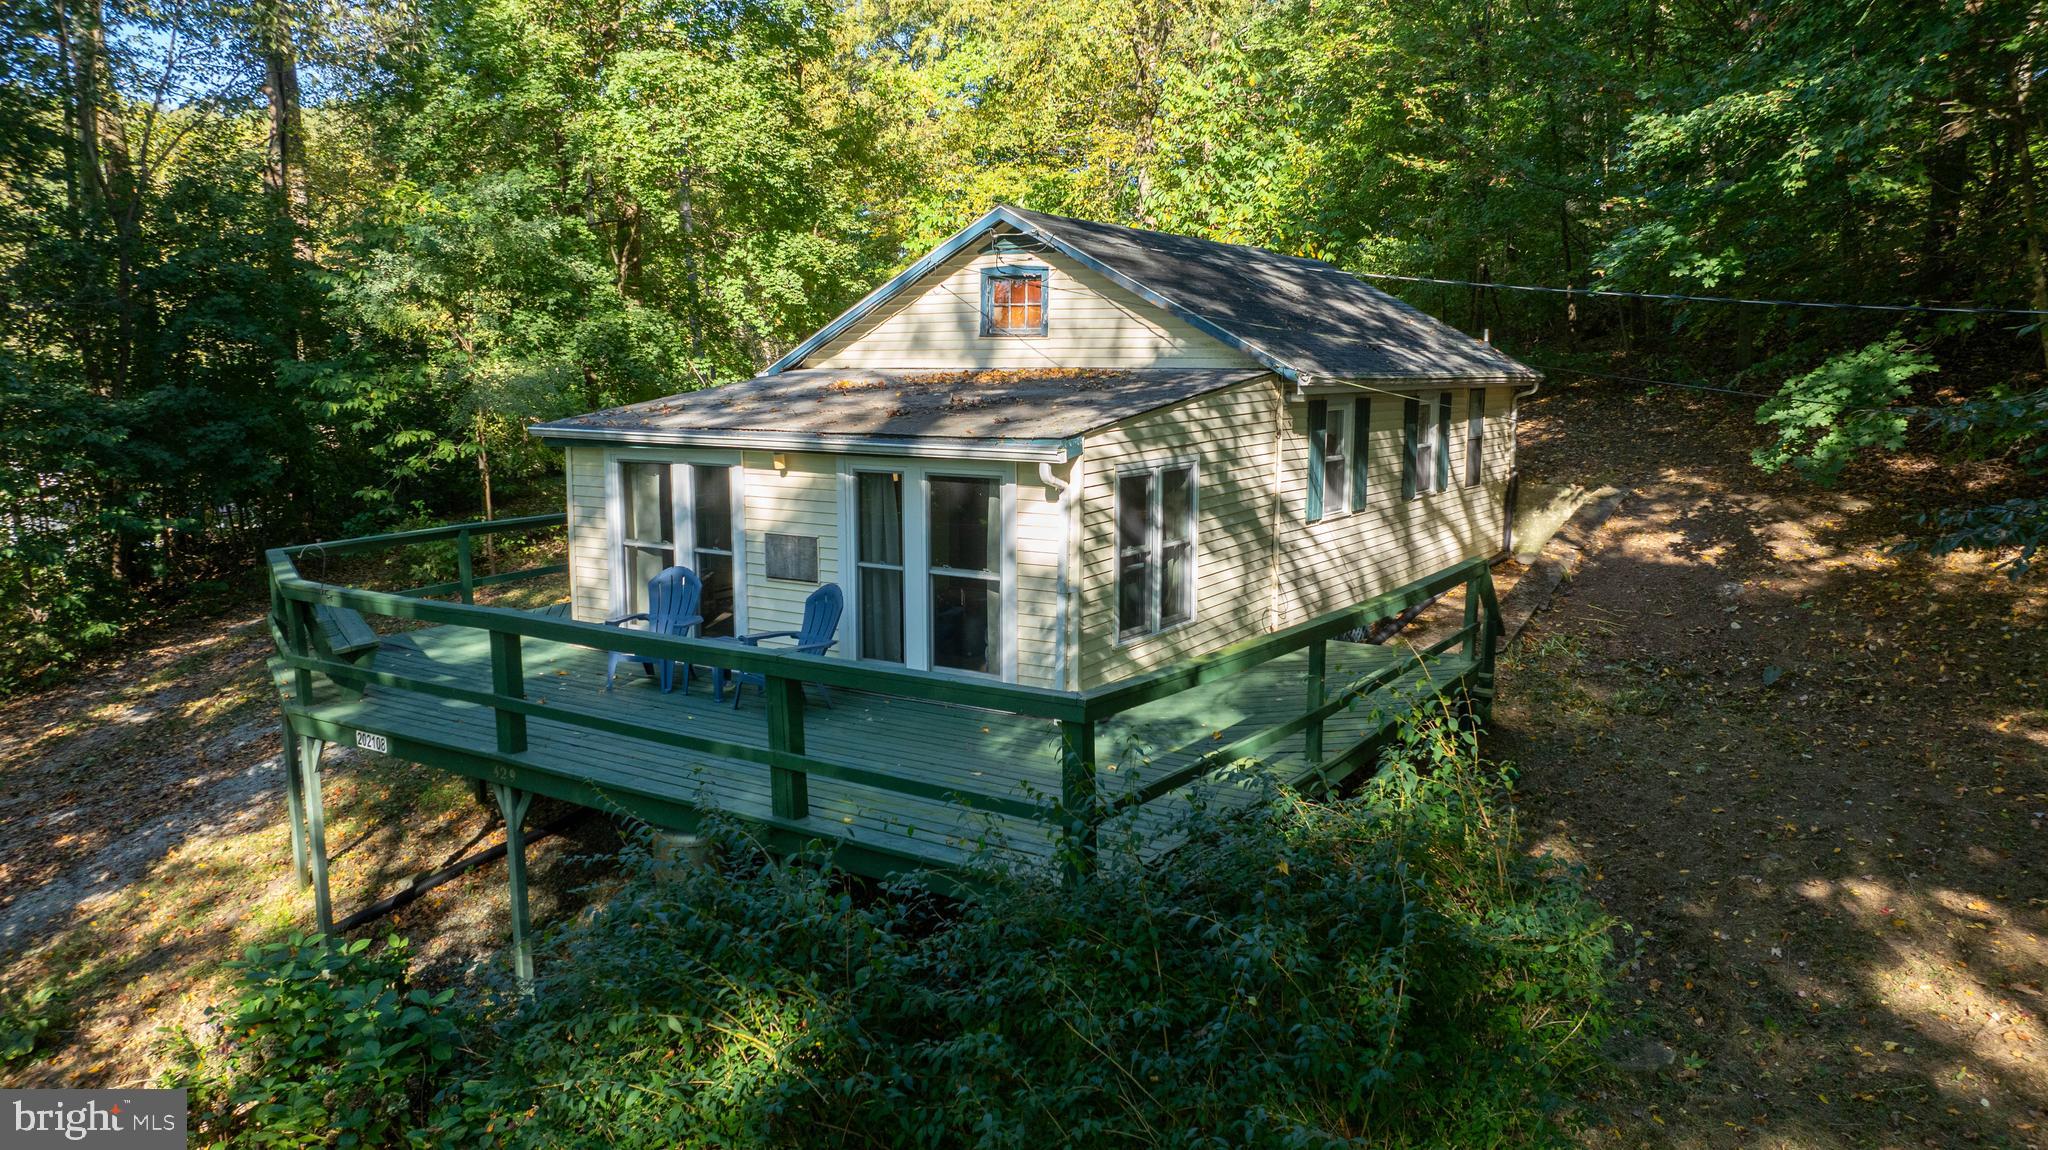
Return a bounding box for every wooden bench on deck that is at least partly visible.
[312,604,381,699]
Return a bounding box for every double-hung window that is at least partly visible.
[1306,397,1371,521]
[618,461,674,616]
[1464,389,1486,487]
[690,464,737,636]
[854,471,906,664]
[1117,463,1196,640]
[1403,391,1455,498]
[928,475,1003,674]
[981,266,1048,336]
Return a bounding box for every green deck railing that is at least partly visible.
[266,514,1503,877]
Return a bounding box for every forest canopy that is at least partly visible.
[3,0,2045,686]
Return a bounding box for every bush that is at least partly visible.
[177,935,460,1148]
[0,984,63,1067]
[1751,333,1936,483]
[180,716,1614,1148]
[441,712,1613,1149]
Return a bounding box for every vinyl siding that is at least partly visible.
[807,244,1257,372]
[566,445,610,623]
[1013,462,1066,690]
[739,451,841,645]
[1074,377,1287,688]
[1270,386,1515,627]
[564,381,1517,691]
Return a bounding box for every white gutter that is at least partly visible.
[533,425,1080,464]
[1504,376,1542,554]
[1290,371,1544,395]
[1038,460,1075,691]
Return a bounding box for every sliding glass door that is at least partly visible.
[928,475,1001,675]
[847,464,1012,679]
[612,456,743,632]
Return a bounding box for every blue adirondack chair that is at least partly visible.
[604,566,704,693]
[720,583,843,709]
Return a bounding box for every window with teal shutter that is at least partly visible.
[1465,389,1486,486]
[1306,399,1327,522]
[1435,392,1453,493]
[1350,396,1370,508]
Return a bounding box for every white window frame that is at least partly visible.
[1410,391,1448,499]
[1321,404,1351,517]
[1464,388,1486,487]
[605,448,748,634]
[837,458,1018,682]
[1115,458,1199,643]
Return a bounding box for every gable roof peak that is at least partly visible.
[768,207,1538,385]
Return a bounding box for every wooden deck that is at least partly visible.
[263,515,1501,981]
[276,621,1475,875]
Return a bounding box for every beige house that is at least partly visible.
[531,207,1539,691]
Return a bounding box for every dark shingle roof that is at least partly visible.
[530,368,1268,457]
[999,206,1537,382]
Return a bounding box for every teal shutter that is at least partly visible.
[1350,396,1370,508]
[1435,392,1453,493]
[1466,389,1485,486]
[1401,397,1419,500]
[1306,399,1327,522]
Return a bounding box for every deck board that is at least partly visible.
[277,621,1475,876]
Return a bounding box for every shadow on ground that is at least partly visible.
[1484,377,2046,1149]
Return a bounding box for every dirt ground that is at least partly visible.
[0,377,2042,1150]
[1494,377,2048,1148]
[0,588,613,1088]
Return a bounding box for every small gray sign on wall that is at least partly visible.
[764,533,818,583]
[3,1089,187,1147]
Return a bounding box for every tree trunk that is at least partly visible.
[475,409,496,564]
[1918,103,1969,300]
[61,0,146,585]
[257,0,309,238]
[256,0,310,359]
[2011,67,2048,368]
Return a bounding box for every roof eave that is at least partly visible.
[530,422,1080,463]
[1292,369,1544,393]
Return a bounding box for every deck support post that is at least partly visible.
[456,530,476,604]
[489,631,527,754]
[767,677,809,820]
[1304,638,1328,765]
[286,600,316,705]
[490,783,537,993]
[281,725,309,886]
[1462,573,1481,660]
[1475,570,1500,723]
[1059,718,1098,885]
[296,734,333,937]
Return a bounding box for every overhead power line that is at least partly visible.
[1523,362,1922,419]
[1355,272,2048,319]
[1522,362,1782,403]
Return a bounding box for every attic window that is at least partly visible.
[981,266,1048,336]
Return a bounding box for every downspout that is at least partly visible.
[1038,459,1075,691]
[1504,377,1542,556]
[1263,376,1290,631]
